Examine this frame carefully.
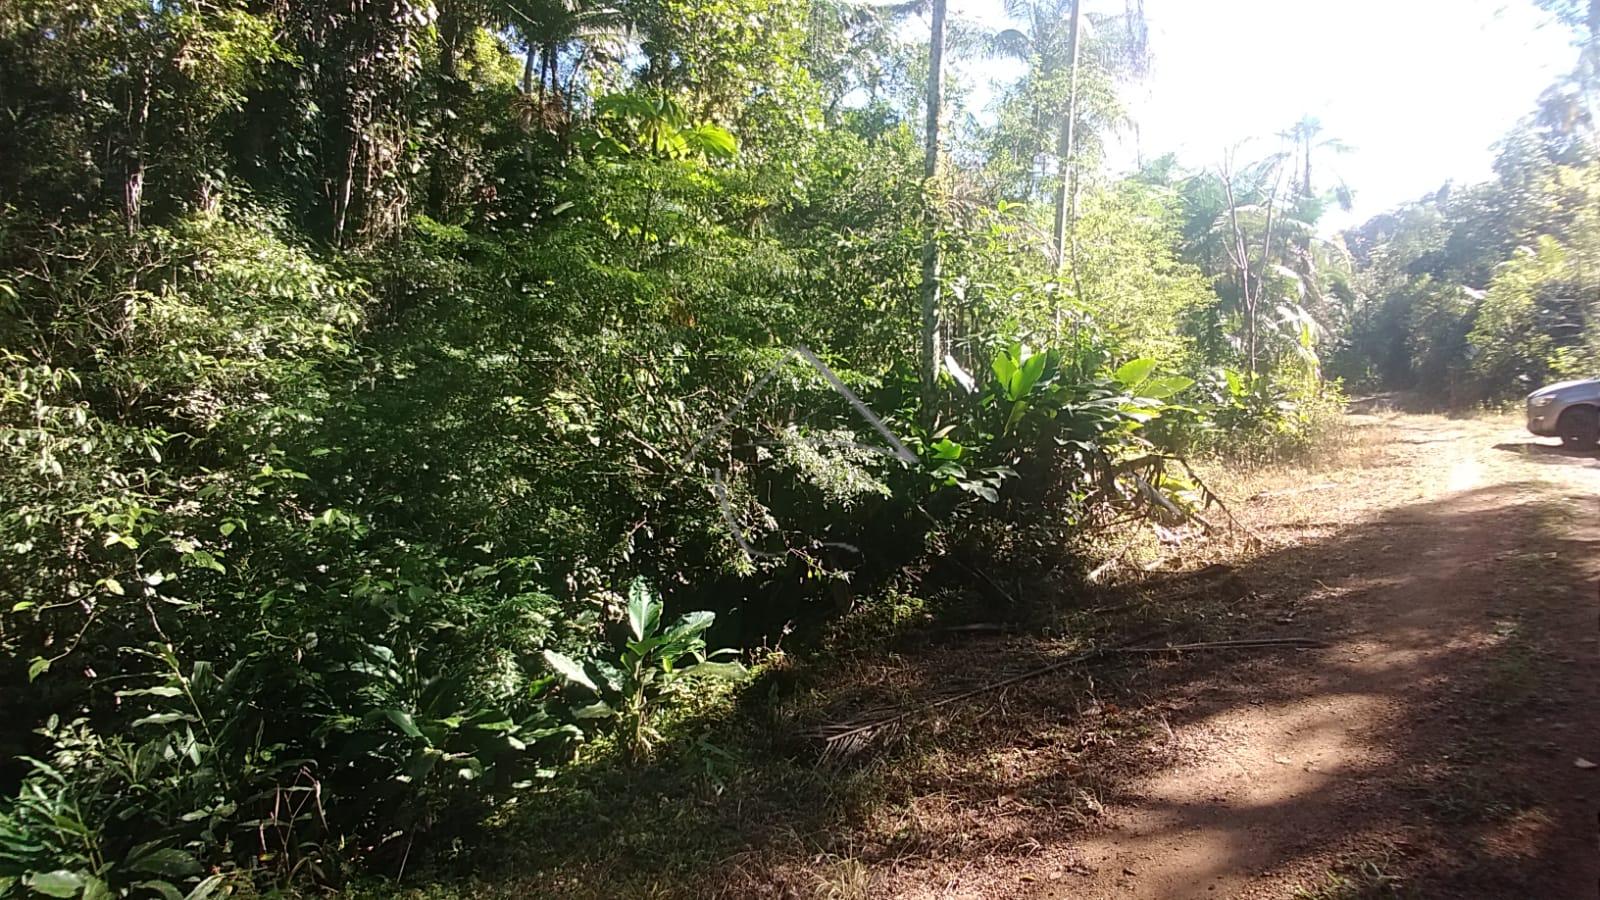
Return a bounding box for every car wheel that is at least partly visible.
[1556,405,1599,448]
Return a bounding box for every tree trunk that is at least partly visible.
[1302,139,1312,198]
[1051,123,1068,267]
[1241,268,1258,379]
[548,44,566,119]
[1219,161,1256,377]
[438,0,462,82]
[123,67,151,234]
[123,160,145,235]
[1296,136,1320,314]
[1051,0,1082,273]
[917,0,948,427]
[522,43,536,95]
[429,8,465,221]
[333,126,359,246]
[1586,0,1600,147]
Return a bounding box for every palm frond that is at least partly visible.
[1000,0,1037,24]
[985,26,1033,59]
[811,649,1100,762]
[810,636,1326,762]
[1333,181,1354,212]
[876,0,931,20]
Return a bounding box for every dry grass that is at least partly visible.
[1292,852,1417,900]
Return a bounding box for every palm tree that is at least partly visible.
[1276,116,1352,321]
[982,0,1149,276]
[1279,115,1352,203]
[505,0,630,116]
[1205,137,1353,377]
[806,0,920,121]
[919,0,948,424]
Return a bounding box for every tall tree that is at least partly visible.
[1050,0,1082,276]
[982,0,1087,265]
[983,0,1148,287]
[1536,0,1600,149]
[510,0,628,109]
[918,0,947,422]
[1278,115,1351,314]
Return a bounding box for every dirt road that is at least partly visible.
[1049,413,1600,898]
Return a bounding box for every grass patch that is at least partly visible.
[809,853,874,900]
[1292,852,1418,899]
[1420,766,1527,825]
[1481,618,1541,708]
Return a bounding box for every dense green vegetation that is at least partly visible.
[0,0,1593,896]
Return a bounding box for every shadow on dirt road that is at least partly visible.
[1044,476,1599,899]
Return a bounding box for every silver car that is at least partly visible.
[1527,378,1600,448]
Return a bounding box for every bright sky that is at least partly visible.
[946,0,1579,231]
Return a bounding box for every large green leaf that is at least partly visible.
[1003,399,1030,435]
[128,846,202,879]
[678,660,748,681]
[994,344,1045,400]
[992,346,1019,392]
[1016,348,1047,398]
[542,650,598,692]
[573,700,616,719]
[1138,375,1194,400]
[624,635,663,663]
[582,658,625,696]
[1113,358,1156,389]
[404,747,443,780]
[131,712,194,728]
[183,874,227,900]
[662,610,714,644]
[80,876,112,900]
[26,870,84,898]
[683,123,738,159]
[381,709,424,740]
[626,578,661,641]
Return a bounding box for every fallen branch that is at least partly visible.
[1096,453,1255,545]
[1248,482,1339,500]
[1086,539,1141,583]
[938,622,1011,634]
[1085,556,1121,584]
[1175,457,1263,546]
[813,649,1103,760]
[949,555,1019,606]
[811,636,1326,760]
[910,501,1021,606]
[1144,561,1232,579]
[1113,637,1325,652]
